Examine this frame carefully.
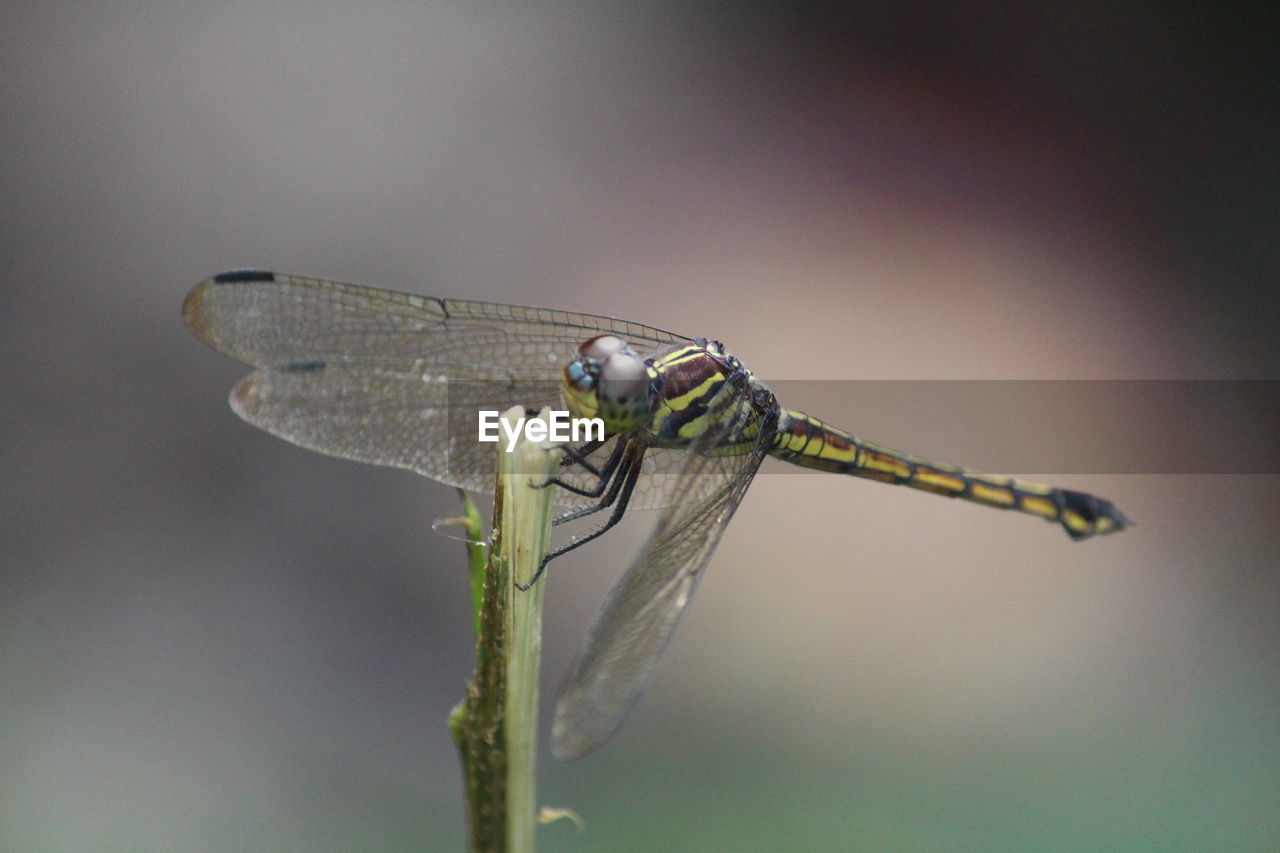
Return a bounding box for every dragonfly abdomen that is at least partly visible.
[771,409,1129,540]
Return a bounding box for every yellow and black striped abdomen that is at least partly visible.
[770,409,1129,540]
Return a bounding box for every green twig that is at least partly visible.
[449,407,560,852]
[450,489,488,636]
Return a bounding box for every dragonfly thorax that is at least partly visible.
[562,334,651,434]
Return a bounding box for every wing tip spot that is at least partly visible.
[213,269,277,283]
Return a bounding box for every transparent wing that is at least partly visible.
[230,365,703,511]
[184,270,684,375]
[228,365,561,494]
[184,270,692,508]
[551,391,778,760]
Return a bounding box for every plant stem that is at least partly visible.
[456,489,487,637]
[450,407,559,852]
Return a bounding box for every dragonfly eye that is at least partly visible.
[599,353,647,403]
[579,334,628,361]
[565,359,595,390]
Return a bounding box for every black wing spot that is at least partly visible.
[214,269,276,283]
[281,360,327,373]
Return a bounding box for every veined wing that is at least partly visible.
[227,364,563,494]
[184,270,691,504]
[551,389,779,760]
[229,365,707,510]
[184,270,684,376]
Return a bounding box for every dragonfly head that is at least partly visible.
[562,335,650,434]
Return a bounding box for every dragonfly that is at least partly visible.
[184,270,1130,760]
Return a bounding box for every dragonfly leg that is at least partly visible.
[552,443,634,526]
[558,438,608,476]
[515,442,645,591]
[542,438,626,500]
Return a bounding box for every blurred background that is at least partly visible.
[3,2,1277,850]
